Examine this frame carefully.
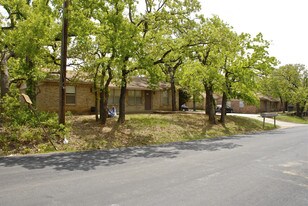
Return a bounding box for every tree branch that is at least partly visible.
[1,26,14,31]
[153,49,172,65]
[157,0,167,12]
[145,0,152,13]
[201,48,211,66]
[128,3,135,24]
[9,78,27,86]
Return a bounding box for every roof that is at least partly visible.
[258,94,280,102]
[42,71,170,90]
[109,76,170,91]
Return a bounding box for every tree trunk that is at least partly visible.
[204,83,216,124]
[300,105,305,117]
[205,89,210,115]
[0,52,12,98]
[99,89,108,125]
[170,75,176,111]
[94,89,99,121]
[220,70,230,124]
[58,0,69,125]
[296,102,302,117]
[99,68,107,123]
[99,66,113,125]
[93,74,99,121]
[193,94,196,111]
[220,92,227,124]
[279,96,284,113]
[25,57,36,103]
[284,101,289,112]
[93,64,100,121]
[102,88,109,124]
[118,70,128,124]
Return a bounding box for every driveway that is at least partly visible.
[228,113,305,128]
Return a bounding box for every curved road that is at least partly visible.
[0,121,307,206]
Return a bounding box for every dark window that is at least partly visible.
[108,89,120,105]
[66,86,76,105]
[161,90,170,105]
[128,90,142,105]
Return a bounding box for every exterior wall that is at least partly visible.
[186,97,205,110]
[230,100,259,114]
[125,89,145,113]
[70,84,96,114]
[109,89,176,113]
[152,90,175,111]
[36,81,177,114]
[259,100,280,113]
[36,82,59,113]
[192,94,281,114]
[230,99,281,114]
[36,81,96,114]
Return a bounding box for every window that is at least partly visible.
[108,89,120,105]
[227,101,232,107]
[239,101,244,108]
[128,90,142,105]
[161,90,170,105]
[66,86,76,105]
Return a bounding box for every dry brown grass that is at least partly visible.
[58,113,274,152]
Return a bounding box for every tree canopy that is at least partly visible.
[1,0,301,128]
[261,64,308,117]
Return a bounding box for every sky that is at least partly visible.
[1,1,307,67]
[200,0,308,67]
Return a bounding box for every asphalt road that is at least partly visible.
[0,125,307,206]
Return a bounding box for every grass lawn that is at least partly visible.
[276,113,308,124]
[56,113,275,153]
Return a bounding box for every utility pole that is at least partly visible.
[59,0,69,125]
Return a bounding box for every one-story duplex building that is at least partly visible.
[225,94,281,114]
[186,93,281,114]
[35,75,178,114]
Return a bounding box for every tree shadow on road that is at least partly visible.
[0,139,242,172]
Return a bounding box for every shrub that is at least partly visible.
[0,89,68,155]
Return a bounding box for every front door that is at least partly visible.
[145,91,152,110]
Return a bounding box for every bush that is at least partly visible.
[0,89,68,155]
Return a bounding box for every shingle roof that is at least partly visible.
[109,76,170,90]
[258,94,280,102]
[43,71,170,90]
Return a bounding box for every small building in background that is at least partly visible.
[215,94,281,114]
